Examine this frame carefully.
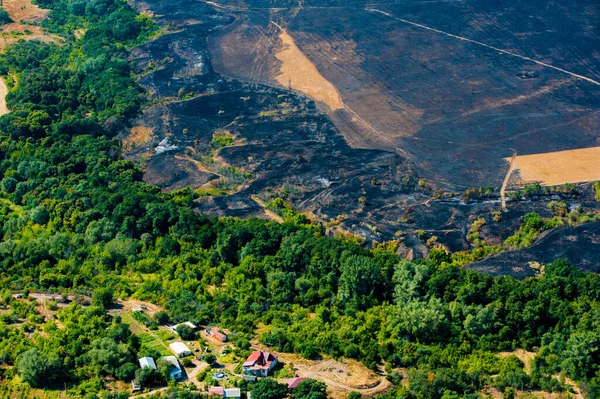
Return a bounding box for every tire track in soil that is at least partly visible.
[367,8,600,87]
[500,151,517,211]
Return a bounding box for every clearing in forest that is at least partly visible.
[272,22,344,112]
[507,146,600,187]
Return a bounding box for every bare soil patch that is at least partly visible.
[251,338,389,399]
[0,77,8,116]
[272,22,343,111]
[3,0,49,22]
[124,126,155,148]
[0,0,59,52]
[508,146,600,187]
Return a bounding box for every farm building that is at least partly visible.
[169,321,197,333]
[287,377,308,388]
[242,351,278,377]
[139,357,157,370]
[225,388,241,398]
[206,328,227,342]
[208,387,224,396]
[169,341,192,357]
[160,356,183,380]
[208,387,241,399]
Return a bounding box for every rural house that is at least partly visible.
[160,356,183,380]
[206,328,227,342]
[169,341,192,357]
[242,351,278,377]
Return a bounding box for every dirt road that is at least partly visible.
[0,78,9,116]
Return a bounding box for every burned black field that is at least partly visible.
[126,0,600,275]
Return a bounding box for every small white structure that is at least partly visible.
[169,341,192,357]
[139,357,157,369]
[131,380,141,391]
[224,388,241,399]
[169,321,198,334]
[160,356,183,380]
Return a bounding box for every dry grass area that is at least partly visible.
[0,0,59,51]
[0,77,8,116]
[3,0,49,21]
[124,126,155,147]
[251,337,390,398]
[272,22,344,112]
[507,146,600,186]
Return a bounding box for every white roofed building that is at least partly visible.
[169,341,192,357]
[139,357,157,369]
[159,356,183,380]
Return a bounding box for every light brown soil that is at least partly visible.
[0,77,8,115]
[0,0,59,52]
[3,0,49,22]
[251,338,390,399]
[272,22,343,111]
[124,126,155,148]
[507,146,600,186]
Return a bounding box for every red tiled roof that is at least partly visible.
[208,329,227,340]
[287,377,308,388]
[243,351,277,369]
[208,387,224,396]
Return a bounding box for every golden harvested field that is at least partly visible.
[508,146,600,186]
[272,22,344,112]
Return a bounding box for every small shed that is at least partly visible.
[169,341,192,357]
[224,388,241,399]
[131,380,141,391]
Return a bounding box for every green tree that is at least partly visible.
[92,287,114,308]
[292,379,327,399]
[16,349,62,388]
[250,378,289,399]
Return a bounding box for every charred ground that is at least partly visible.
[126,0,600,275]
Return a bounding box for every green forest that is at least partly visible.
[0,0,599,398]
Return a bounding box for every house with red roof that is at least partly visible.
[242,351,278,377]
[206,328,228,342]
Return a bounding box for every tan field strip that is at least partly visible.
[0,77,8,116]
[272,21,344,111]
[507,146,600,186]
